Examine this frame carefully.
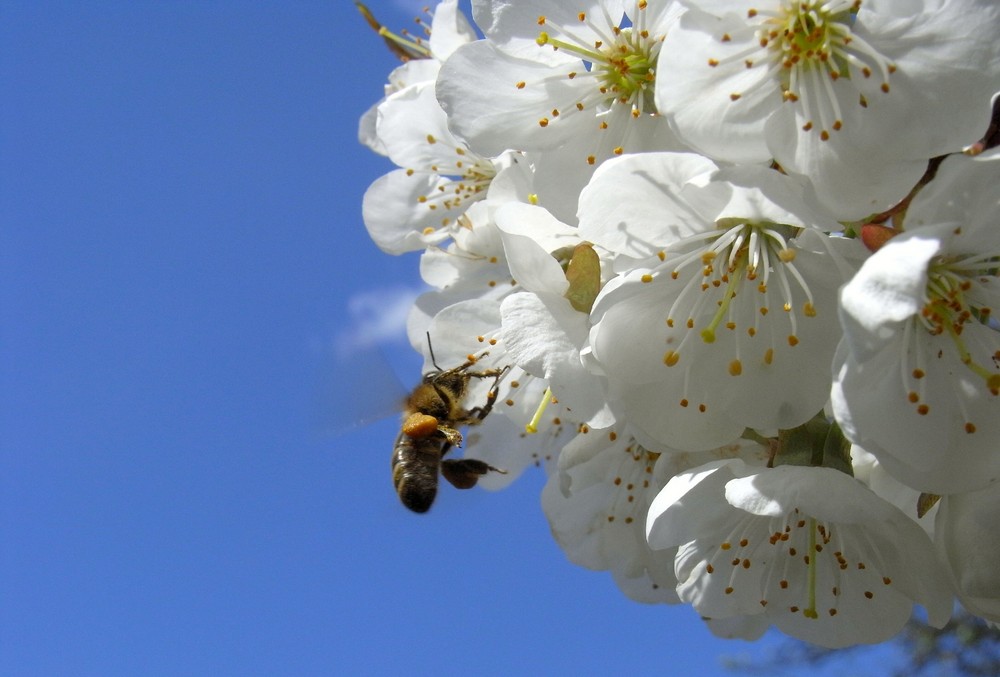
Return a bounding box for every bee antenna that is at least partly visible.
[426,332,442,371]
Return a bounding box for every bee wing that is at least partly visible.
[311,335,416,438]
[313,286,426,437]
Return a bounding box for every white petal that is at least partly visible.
[494,213,570,296]
[437,40,596,157]
[908,151,1000,240]
[936,483,1000,623]
[647,459,745,548]
[704,615,768,641]
[362,170,458,254]
[473,0,616,63]
[501,291,612,425]
[377,83,475,171]
[656,9,776,163]
[838,233,940,362]
[766,104,929,220]
[724,466,896,523]
[578,152,722,259]
[429,0,477,61]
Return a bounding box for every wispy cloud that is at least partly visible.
[316,286,424,434]
[333,286,423,359]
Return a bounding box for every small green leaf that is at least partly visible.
[564,243,601,313]
[916,492,941,518]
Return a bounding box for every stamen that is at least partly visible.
[721,0,898,137]
[804,517,819,618]
[526,386,553,434]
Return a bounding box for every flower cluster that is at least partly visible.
[357,0,1000,647]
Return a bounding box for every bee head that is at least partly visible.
[427,368,471,400]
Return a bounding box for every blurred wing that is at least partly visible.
[311,336,414,438]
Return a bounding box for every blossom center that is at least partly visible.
[706,505,891,621]
[604,443,658,527]
[663,221,815,350]
[711,1,896,140]
[536,3,662,117]
[412,137,496,227]
[598,30,657,113]
[764,1,853,71]
[920,254,1000,394]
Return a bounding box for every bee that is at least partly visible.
[392,343,510,513]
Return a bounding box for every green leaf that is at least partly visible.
[564,243,601,313]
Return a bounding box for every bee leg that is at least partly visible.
[441,458,507,490]
[465,365,511,423]
[438,425,463,447]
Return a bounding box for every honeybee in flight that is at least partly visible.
[392,342,510,513]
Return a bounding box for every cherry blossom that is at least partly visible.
[582,152,859,450]
[543,426,767,603]
[363,83,504,254]
[646,459,953,648]
[655,0,1000,218]
[358,0,475,153]
[833,151,1000,494]
[436,0,684,222]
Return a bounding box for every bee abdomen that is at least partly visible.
[392,436,441,513]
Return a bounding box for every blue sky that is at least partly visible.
[1,2,897,674]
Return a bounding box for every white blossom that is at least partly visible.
[363,83,536,255]
[647,459,954,648]
[543,427,765,603]
[582,152,859,450]
[437,0,684,222]
[542,428,682,603]
[833,151,1000,494]
[655,0,1000,218]
[358,0,475,153]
